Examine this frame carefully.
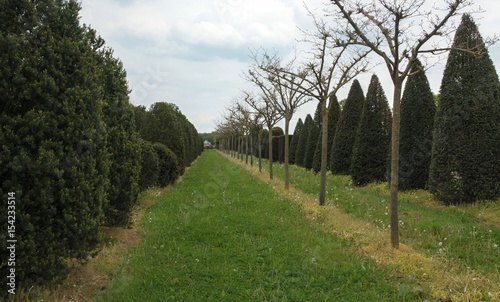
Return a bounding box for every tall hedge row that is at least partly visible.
[99,47,142,227]
[0,0,112,285]
[0,0,202,289]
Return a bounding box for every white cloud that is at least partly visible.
[79,0,500,133]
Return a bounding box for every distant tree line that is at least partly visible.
[0,0,202,290]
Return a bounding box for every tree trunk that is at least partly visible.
[230,136,233,157]
[240,136,244,161]
[245,133,249,164]
[232,136,236,158]
[319,101,329,206]
[258,129,262,172]
[268,126,273,179]
[390,80,402,249]
[284,116,290,189]
[250,132,254,166]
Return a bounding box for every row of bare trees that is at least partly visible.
[216,0,491,249]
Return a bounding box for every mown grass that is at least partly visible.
[254,158,499,300]
[97,150,425,301]
[5,186,173,302]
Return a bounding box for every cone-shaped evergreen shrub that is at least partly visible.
[351,75,392,186]
[399,59,436,190]
[312,132,323,173]
[295,114,313,167]
[429,14,500,203]
[289,118,303,165]
[327,96,341,155]
[330,80,365,174]
[304,103,322,170]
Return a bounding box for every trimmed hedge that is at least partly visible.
[138,139,160,191]
[351,75,392,186]
[429,15,500,203]
[154,143,181,187]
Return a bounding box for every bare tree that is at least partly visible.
[243,91,283,179]
[233,100,263,166]
[215,113,239,157]
[222,102,247,160]
[329,0,487,248]
[248,110,263,168]
[234,102,252,164]
[247,50,311,189]
[260,9,372,205]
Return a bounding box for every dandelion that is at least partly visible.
[494,244,498,248]
[438,242,443,246]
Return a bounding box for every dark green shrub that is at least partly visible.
[429,14,500,203]
[351,75,392,186]
[330,80,365,174]
[295,114,313,167]
[304,103,322,170]
[289,118,303,165]
[153,143,181,187]
[138,139,160,190]
[0,0,109,285]
[399,59,436,190]
[100,48,141,227]
[141,102,186,175]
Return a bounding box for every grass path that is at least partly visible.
[97,150,422,301]
[230,153,499,301]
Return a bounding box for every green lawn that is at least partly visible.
[98,150,423,301]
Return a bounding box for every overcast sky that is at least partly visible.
[79,0,500,134]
